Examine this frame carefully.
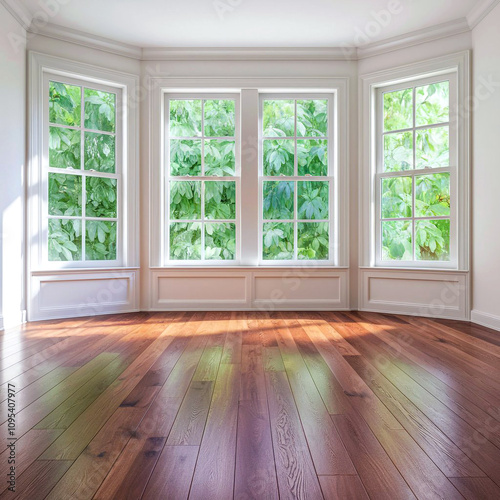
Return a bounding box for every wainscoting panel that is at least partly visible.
[359,269,469,320]
[29,269,139,321]
[150,268,349,311]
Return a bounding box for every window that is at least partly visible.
[46,78,120,264]
[160,86,344,268]
[376,76,456,266]
[260,96,334,263]
[165,95,239,262]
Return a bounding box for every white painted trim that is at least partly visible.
[29,22,142,60]
[148,77,349,274]
[141,47,356,61]
[467,0,500,29]
[471,310,500,332]
[358,51,470,274]
[0,316,3,331]
[11,11,478,62]
[149,268,349,311]
[0,0,31,30]
[357,18,470,60]
[358,268,469,320]
[27,52,140,321]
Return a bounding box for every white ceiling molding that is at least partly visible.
[2,1,497,62]
[0,0,32,30]
[357,18,471,60]
[141,47,357,61]
[466,0,500,28]
[28,22,142,59]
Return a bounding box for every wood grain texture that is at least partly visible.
[0,311,498,499]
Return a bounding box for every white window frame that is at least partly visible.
[359,52,470,272]
[164,93,241,265]
[149,77,349,270]
[258,93,337,266]
[28,52,139,272]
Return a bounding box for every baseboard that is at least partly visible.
[471,309,500,332]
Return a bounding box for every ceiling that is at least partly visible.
[19,0,479,48]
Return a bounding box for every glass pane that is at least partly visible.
[204,100,235,137]
[205,181,236,220]
[84,89,116,133]
[49,81,81,126]
[416,81,449,127]
[384,131,412,172]
[84,132,115,173]
[297,99,328,137]
[205,223,236,260]
[298,222,329,260]
[204,140,235,176]
[86,177,117,218]
[415,173,451,217]
[384,88,413,132]
[169,222,202,260]
[416,219,450,261]
[297,181,329,220]
[263,222,294,260]
[48,219,82,261]
[416,126,449,168]
[48,173,82,217]
[381,177,412,219]
[297,140,327,176]
[49,127,81,169]
[263,181,294,220]
[170,139,202,176]
[85,220,117,260]
[169,100,201,137]
[263,139,294,176]
[263,100,294,137]
[170,181,201,220]
[382,220,412,261]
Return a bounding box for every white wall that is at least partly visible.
[0,5,26,329]
[471,3,500,330]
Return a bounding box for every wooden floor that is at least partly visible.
[1,312,499,499]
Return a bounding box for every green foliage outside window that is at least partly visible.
[381,81,451,262]
[48,81,118,262]
[262,99,330,260]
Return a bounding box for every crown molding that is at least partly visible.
[357,18,470,60]
[28,22,142,60]
[467,0,500,28]
[0,0,32,30]
[11,3,494,63]
[141,46,357,61]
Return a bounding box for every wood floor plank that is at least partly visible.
[275,315,356,476]
[40,318,191,460]
[189,363,241,500]
[1,311,498,499]
[44,407,145,500]
[235,345,278,499]
[319,476,370,500]
[143,445,199,500]
[0,429,64,495]
[0,460,72,500]
[332,414,416,499]
[450,477,500,500]
[265,369,324,499]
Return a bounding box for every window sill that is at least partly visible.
[359,266,469,273]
